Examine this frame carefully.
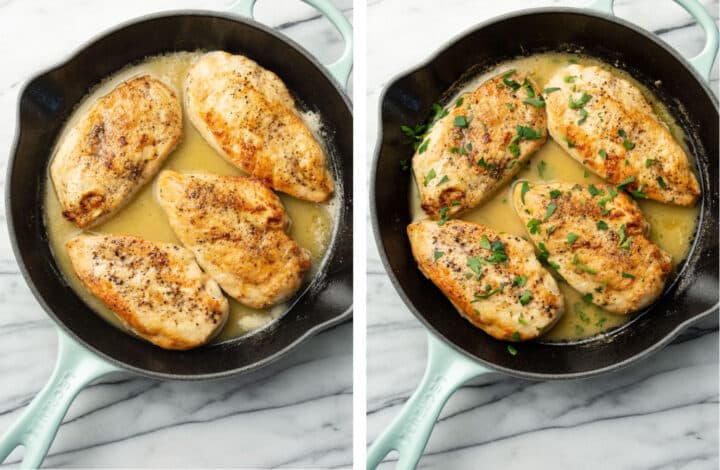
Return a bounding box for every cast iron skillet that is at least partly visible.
[0,1,352,467]
[368,1,717,468]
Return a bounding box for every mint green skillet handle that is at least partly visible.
[367,332,492,470]
[0,328,120,468]
[228,0,353,88]
[588,0,719,80]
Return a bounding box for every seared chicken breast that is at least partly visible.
[157,170,311,309]
[66,234,228,350]
[407,219,563,341]
[545,64,699,206]
[412,70,547,219]
[51,75,182,228]
[512,181,672,314]
[184,51,333,202]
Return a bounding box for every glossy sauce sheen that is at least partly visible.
[44,52,336,343]
[410,53,699,342]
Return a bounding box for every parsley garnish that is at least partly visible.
[527,219,541,234]
[507,344,518,356]
[597,220,608,230]
[568,91,592,109]
[630,183,647,199]
[517,125,543,140]
[437,206,450,226]
[433,251,444,262]
[467,257,483,278]
[418,138,430,153]
[564,75,576,83]
[618,129,635,150]
[520,181,529,204]
[572,254,597,274]
[549,189,562,199]
[480,235,492,250]
[617,176,635,190]
[657,176,668,190]
[562,136,575,148]
[567,232,579,244]
[506,102,515,111]
[544,87,561,94]
[618,224,631,250]
[622,272,635,278]
[474,283,506,300]
[423,169,436,186]
[502,70,521,90]
[513,275,527,287]
[519,291,532,305]
[577,108,588,124]
[588,185,603,196]
[477,157,497,170]
[544,203,557,221]
[645,158,657,168]
[455,97,464,108]
[598,149,607,160]
[511,331,521,341]
[524,96,545,107]
[454,115,470,128]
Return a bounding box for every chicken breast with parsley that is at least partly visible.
[66,234,228,350]
[184,51,333,202]
[412,70,547,220]
[512,181,672,314]
[544,64,699,206]
[407,219,563,341]
[157,170,311,309]
[51,75,182,228]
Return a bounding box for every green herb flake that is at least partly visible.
[597,220,609,230]
[577,108,588,125]
[436,175,450,186]
[582,293,593,304]
[455,97,464,108]
[511,331,521,341]
[568,91,592,109]
[480,235,492,250]
[549,189,562,199]
[598,149,608,160]
[617,176,636,190]
[562,136,575,148]
[527,218,542,234]
[567,232,579,244]
[506,102,516,111]
[513,275,528,287]
[645,158,658,168]
[508,142,520,158]
[564,75,576,83]
[516,125,544,140]
[438,206,450,226]
[523,97,546,107]
[622,272,636,279]
[547,225,557,235]
[502,70,522,90]
[418,138,430,154]
[572,254,597,274]
[423,168,436,186]
[477,157,497,170]
[618,224,631,250]
[519,291,532,305]
[507,344,518,356]
[618,128,635,150]
[630,183,647,199]
[544,87,561,94]
[544,203,557,221]
[520,181,530,204]
[454,115,470,128]
[588,185,603,196]
[537,160,547,178]
[657,176,668,190]
[433,251,444,262]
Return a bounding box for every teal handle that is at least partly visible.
[367,332,492,470]
[228,0,353,88]
[0,328,120,468]
[588,0,718,80]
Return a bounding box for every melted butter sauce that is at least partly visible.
[410,52,699,342]
[44,51,336,343]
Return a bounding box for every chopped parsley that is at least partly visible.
[467,257,484,278]
[622,272,636,279]
[418,138,430,153]
[617,176,636,190]
[478,157,497,170]
[568,91,592,109]
[524,96,546,107]
[520,181,530,204]
[567,232,579,244]
[502,70,522,90]
[516,125,544,140]
[577,108,588,124]
[438,206,450,226]
[511,331,521,341]
[537,160,547,178]
[433,251,444,262]
[564,75,576,83]
[519,291,532,305]
[572,254,597,274]
[513,275,527,287]
[455,97,464,108]
[618,129,635,150]
[598,149,608,160]
[645,158,658,168]
[506,102,516,111]
[507,344,518,356]
[657,176,668,190]
[588,184,603,196]
[597,220,609,230]
[423,169,436,186]
[630,183,647,199]
[485,239,508,265]
[454,115,470,128]
[527,218,542,234]
[544,87,561,94]
[618,224,631,250]
[549,189,562,199]
[562,136,575,148]
[474,283,506,300]
[544,203,557,221]
[480,235,492,250]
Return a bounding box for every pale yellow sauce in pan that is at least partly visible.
[44,52,336,343]
[410,52,699,342]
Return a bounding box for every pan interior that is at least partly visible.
[374,10,718,378]
[10,13,352,378]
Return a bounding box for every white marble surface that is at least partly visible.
[0,0,352,468]
[366,1,719,469]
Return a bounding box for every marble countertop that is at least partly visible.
[366,0,718,469]
[0,0,352,468]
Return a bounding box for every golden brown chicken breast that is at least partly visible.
[412,70,547,219]
[66,234,228,350]
[156,170,311,309]
[407,219,563,341]
[51,75,182,228]
[545,64,699,206]
[184,51,333,202]
[512,181,672,314]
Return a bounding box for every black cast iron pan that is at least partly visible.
[0,1,352,467]
[368,1,717,469]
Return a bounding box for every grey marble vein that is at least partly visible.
[366,1,718,469]
[0,0,352,468]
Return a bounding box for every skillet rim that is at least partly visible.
[370,6,718,380]
[6,9,353,381]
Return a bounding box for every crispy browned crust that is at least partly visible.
[66,234,228,350]
[157,170,311,309]
[184,51,333,202]
[51,75,183,228]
